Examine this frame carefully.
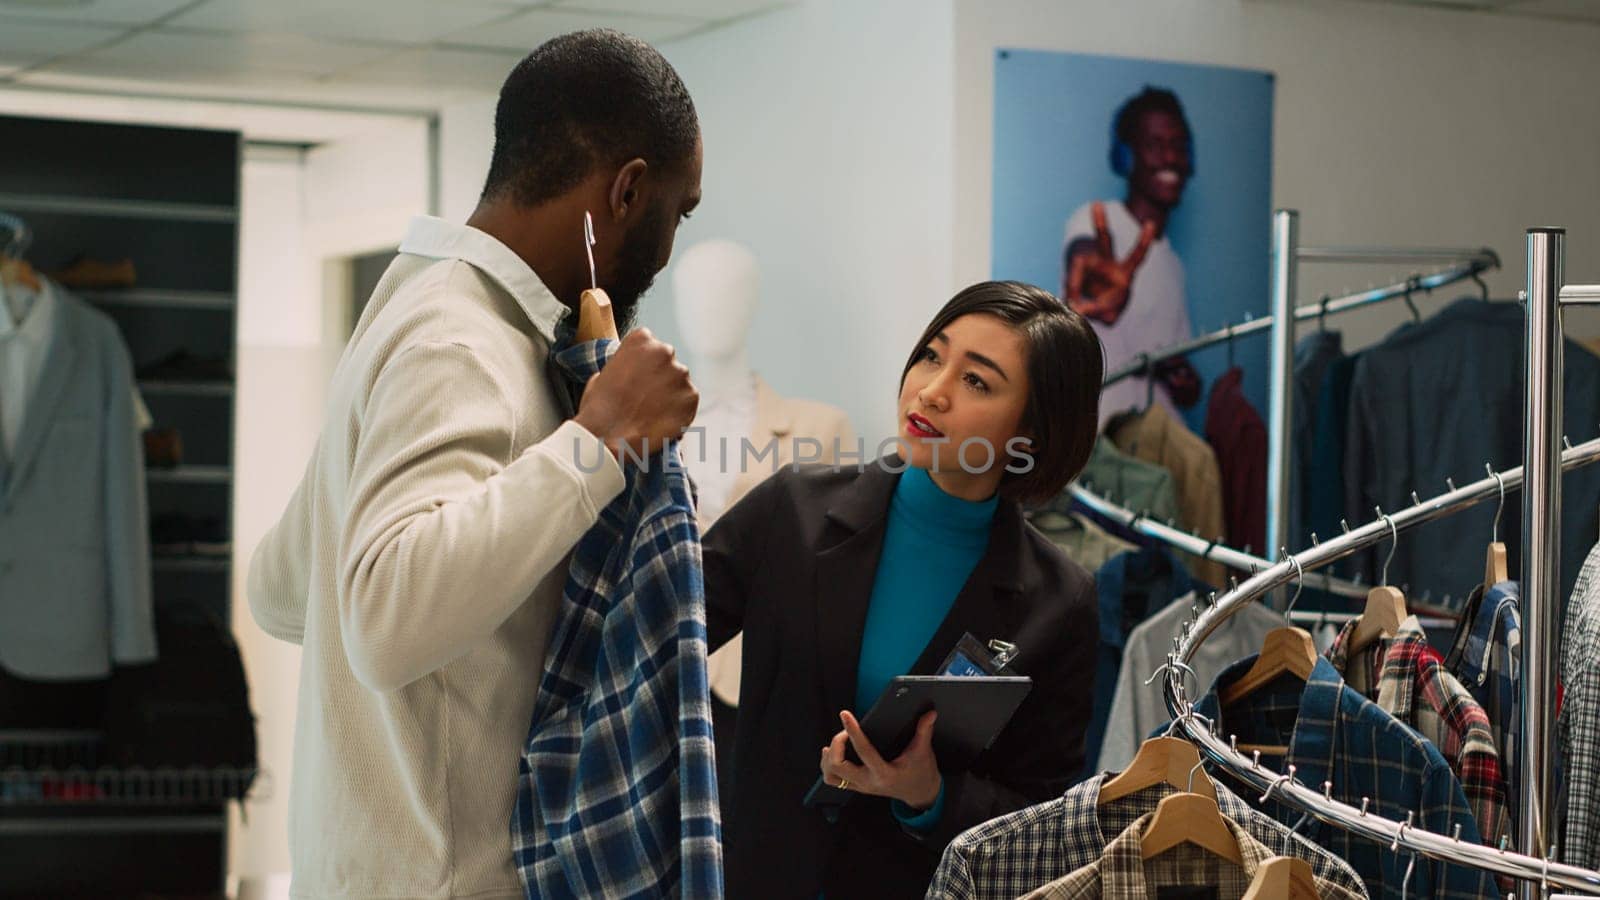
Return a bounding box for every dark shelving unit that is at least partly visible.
[0,113,244,898]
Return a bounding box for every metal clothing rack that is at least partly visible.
[1149,227,1600,895]
[1081,211,1499,603]
[1099,247,1499,387]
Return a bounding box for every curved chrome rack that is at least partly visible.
[1069,480,1369,601]
[1157,437,1600,891]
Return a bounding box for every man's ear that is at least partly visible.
[607,158,649,222]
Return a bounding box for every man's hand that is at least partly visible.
[573,328,698,461]
[1064,201,1156,326]
[819,709,942,810]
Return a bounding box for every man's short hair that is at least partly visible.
[481,29,699,207]
[1113,86,1189,145]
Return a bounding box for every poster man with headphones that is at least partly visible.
[1062,85,1201,426]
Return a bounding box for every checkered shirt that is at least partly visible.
[1560,543,1600,870]
[1327,616,1510,847]
[1448,581,1522,835]
[1194,655,1492,899]
[1018,809,1364,900]
[927,774,1367,899]
[510,336,722,899]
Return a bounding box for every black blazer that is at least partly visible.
[703,460,1098,900]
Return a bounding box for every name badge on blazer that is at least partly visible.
[938,633,1019,677]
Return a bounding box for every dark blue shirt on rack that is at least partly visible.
[1193,655,1493,900]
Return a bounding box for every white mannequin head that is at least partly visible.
[672,238,759,363]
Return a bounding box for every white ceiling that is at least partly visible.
[0,0,786,109]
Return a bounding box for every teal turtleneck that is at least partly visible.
[849,465,997,830]
[855,465,999,712]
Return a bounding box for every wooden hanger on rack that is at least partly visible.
[1216,558,1318,755]
[1241,855,1321,900]
[1139,789,1245,866]
[1099,736,1219,805]
[1218,627,1318,709]
[1484,466,1509,591]
[1348,510,1408,656]
[1105,735,1244,866]
[1217,626,1318,755]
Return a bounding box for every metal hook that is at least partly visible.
[1375,506,1399,586]
[1284,549,1305,615]
[1143,656,1201,696]
[1318,294,1331,332]
[1187,756,1207,793]
[1399,850,1418,900]
[1135,352,1156,412]
[1259,764,1297,805]
[1486,462,1506,543]
[1403,275,1422,323]
[582,211,599,292]
[1472,270,1490,302]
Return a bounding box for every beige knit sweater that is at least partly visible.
[248,217,624,899]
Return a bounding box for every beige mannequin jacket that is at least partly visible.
[704,376,854,706]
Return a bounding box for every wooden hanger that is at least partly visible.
[576,288,617,343]
[1242,855,1321,900]
[1348,510,1408,656]
[1484,542,1508,592]
[1099,736,1218,805]
[1139,790,1244,866]
[1218,627,1318,708]
[1217,627,1318,756]
[576,211,619,344]
[1484,467,1509,591]
[1348,585,1407,656]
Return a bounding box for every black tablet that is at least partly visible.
[803,674,1033,809]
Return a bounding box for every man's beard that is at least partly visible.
[605,203,669,334]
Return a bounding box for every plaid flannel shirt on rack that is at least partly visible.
[1448,580,1522,832]
[928,773,1367,900]
[1017,808,1365,900]
[1327,616,1510,848]
[1194,654,1492,900]
[511,335,722,899]
[1560,543,1600,871]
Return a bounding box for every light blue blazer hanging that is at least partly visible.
[0,287,155,679]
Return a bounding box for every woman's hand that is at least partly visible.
[819,709,942,810]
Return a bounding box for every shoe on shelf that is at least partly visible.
[48,256,137,290]
[143,428,184,469]
[137,349,233,382]
[192,517,231,558]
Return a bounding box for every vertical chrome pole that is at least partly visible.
[1266,210,1299,588]
[1522,227,1564,883]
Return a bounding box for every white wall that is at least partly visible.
[647,0,957,445]
[231,122,429,889]
[951,0,1600,350]
[230,145,328,888]
[440,94,497,224]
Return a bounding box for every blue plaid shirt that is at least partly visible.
[1447,580,1521,834]
[1195,655,1492,899]
[511,336,723,899]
